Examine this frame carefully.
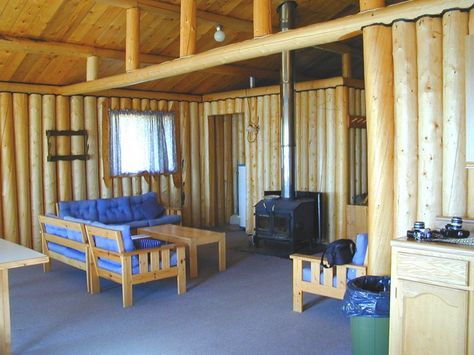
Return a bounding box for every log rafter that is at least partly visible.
[60,0,472,96]
[0,34,277,79]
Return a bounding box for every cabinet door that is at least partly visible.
[390,279,468,355]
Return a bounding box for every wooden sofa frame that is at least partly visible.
[290,233,368,312]
[38,215,93,293]
[85,225,186,307]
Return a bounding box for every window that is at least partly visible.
[109,109,177,176]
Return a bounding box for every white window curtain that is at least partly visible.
[109,109,177,176]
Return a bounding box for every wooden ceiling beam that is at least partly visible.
[60,0,469,96]
[96,0,253,33]
[254,0,272,37]
[314,42,363,58]
[0,34,277,79]
[180,0,197,56]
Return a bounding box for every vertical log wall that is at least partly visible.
[393,9,473,239]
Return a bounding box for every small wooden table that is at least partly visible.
[0,239,49,355]
[138,225,226,279]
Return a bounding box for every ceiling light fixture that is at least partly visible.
[214,24,225,42]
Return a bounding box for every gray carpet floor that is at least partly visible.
[9,226,351,355]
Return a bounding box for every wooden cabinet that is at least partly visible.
[390,240,474,355]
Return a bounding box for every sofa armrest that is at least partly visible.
[165,207,182,216]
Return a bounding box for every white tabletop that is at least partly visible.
[0,239,48,270]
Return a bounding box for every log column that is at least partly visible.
[254,0,272,37]
[126,7,140,72]
[342,53,352,78]
[86,56,99,81]
[360,0,394,275]
[180,0,196,57]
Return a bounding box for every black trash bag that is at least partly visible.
[342,275,391,317]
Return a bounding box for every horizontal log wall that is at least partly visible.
[393,9,474,238]
[0,93,194,249]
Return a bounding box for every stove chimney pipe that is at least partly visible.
[278,1,297,199]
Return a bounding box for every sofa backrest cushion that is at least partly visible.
[90,221,135,252]
[97,197,133,224]
[58,200,98,221]
[44,224,68,239]
[351,233,368,266]
[147,214,181,227]
[129,192,165,220]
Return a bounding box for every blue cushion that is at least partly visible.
[96,197,133,224]
[90,222,135,252]
[125,220,150,229]
[351,233,368,266]
[130,192,165,220]
[58,200,98,220]
[63,248,86,262]
[44,224,68,239]
[47,242,68,255]
[62,216,93,242]
[302,267,338,287]
[133,238,163,249]
[148,214,181,227]
[98,251,177,275]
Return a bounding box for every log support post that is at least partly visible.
[87,56,99,81]
[342,53,352,78]
[180,0,196,57]
[126,7,140,72]
[254,0,272,37]
[360,0,394,275]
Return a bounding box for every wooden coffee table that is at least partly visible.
[138,225,226,279]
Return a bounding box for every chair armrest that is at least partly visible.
[290,253,322,263]
[122,243,185,257]
[337,263,367,272]
[131,234,151,241]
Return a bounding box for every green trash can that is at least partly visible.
[342,276,391,355]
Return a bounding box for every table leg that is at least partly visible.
[0,269,11,355]
[218,235,226,272]
[189,244,198,279]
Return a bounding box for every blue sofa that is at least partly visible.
[57,192,181,229]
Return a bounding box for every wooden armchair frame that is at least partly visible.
[85,225,186,307]
[38,215,93,293]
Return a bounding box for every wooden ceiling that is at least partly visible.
[0,0,403,95]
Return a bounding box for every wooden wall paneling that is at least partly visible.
[250,97,259,231]
[208,108,217,226]
[111,97,122,197]
[392,21,419,242]
[295,92,301,190]
[42,95,57,214]
[263,95,271,192]
[355,89,362,196]
[316,90,326,193]
[158,100,170,206]
[348,88,355,202]
[149,99,160,200]
[215,115,225,225]
[0,93,19,243]
[468,9,474,218]
[442,10,468,216]
[180,101,192,226]
[360,89,367,194]
[131,98,142,196]
[12,93,30,247]
[416,16,443,227]
[235,98,245,165]
[168,101,181,209]
[335,86,349,239]
[70,96,86,201]
[85,96,99,199]
[56,95,72,202]
[224,114,233,223]
[29,94,43,251]
[308,91,317,192]
[190,101,201,227]
[244,97,253,233]
[229,99,238,215]
[140,98,151,194]
[326,89,336,242]
[201,102,211,226]
[300,91,309,191]
[257,96,264,199]
[98,97,113,198]
[270,94,280,191]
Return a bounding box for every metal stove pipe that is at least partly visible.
[278,1,297,199]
